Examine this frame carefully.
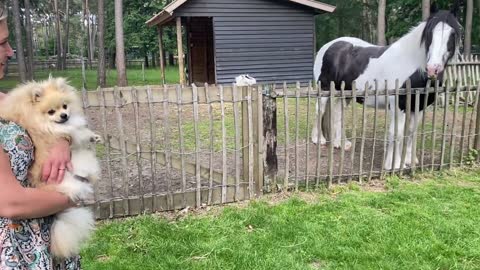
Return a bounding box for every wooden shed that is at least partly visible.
[147,0,335,85]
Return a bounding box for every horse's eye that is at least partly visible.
[63,104,68,109]
[48,110,55,115]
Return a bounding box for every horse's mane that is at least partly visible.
[421,10,462,60]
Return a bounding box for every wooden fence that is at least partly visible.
[83,80,480,220]
[440,55,480,105]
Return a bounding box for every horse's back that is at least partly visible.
[315,38,386,90]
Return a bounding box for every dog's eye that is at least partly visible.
[63,104,68,109]
[48,110,55,115]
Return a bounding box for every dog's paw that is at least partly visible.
[90,134,103,144]
[57,178,94,202]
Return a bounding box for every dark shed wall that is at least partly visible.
[175,0,316,84]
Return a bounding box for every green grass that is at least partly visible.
[82,168,480,270]
[0,66,180,92]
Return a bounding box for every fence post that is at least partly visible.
[262,84,277,193]
[255,86,264,196]
[242,86,252,198]
[474,83,480,151]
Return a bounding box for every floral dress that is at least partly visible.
[0,119,81,270]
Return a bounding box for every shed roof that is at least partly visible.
[146,0,336,27]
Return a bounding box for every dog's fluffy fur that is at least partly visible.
[0,77,101,258]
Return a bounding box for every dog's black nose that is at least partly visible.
[60,113,68,119]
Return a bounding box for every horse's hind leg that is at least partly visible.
[331,99,352,150]
[311,97,328,145]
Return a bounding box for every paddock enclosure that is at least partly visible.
[83,57,480,220]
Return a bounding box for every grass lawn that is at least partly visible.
[82,168,480,270]
[0,66,180,92]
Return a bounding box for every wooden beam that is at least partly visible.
[176,17,185,85]
[158,27,166,85]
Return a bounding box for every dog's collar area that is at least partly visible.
[74,175,90,183]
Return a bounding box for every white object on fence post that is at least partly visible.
[235,74,257,86]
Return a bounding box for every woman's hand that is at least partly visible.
[0,92,6,101]
[42,139,73,184]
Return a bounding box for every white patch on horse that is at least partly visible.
[427,23,454,76]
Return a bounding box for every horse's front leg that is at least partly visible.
[405,111,421,166]
[311,97,328,145]
[385,100,406,170]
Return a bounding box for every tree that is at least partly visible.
[24,0,34,80]
[464,0,473,57]
[97,0,106,87]
[377,0,387,45]
[115,0,127,86]
[422,0,430,20]
[54,0,64,70]
[63,0,70,69]
[11,0,26,82]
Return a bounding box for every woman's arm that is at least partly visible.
[0,150,75,220]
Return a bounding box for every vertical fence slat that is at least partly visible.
[440,82,450,168]
[256,86,264,196]
[305,82,312,190]
[393,80,400,173]
[380,81,389,178]
[99,89,114,218]
[131,88,145,213]
[315,83,323,188]
[368,80,379,181]
[206,84,215,205]
[459,84,470,166]
[283,82,290,189]
[412,86,420,175]
[294,82,300,191]
[339,81,346,183]
[400,80,411,174]
[358,82,368,182]
[160,85,171,209]
[474,82,480,163]
[233,84,242,200]
[349,82,357,182]
[192,84,201,208]
[176,85,187,208]
[113,87,129,216]
[247,87,254,198]
[469,82,480,152]
[327,82,335,186]
[449,81,460,167]
[420,81,431,171]
[430,81,439,171]
[220,85,228,203]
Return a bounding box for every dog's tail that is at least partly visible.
[50,207,95,258]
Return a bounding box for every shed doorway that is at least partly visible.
[187,17,215,85]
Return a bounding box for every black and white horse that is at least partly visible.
[311,3,462,170]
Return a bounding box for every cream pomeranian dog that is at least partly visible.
[0,76,101,258]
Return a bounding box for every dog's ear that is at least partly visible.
[32,87,43,103]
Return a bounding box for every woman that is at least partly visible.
[0,4,83,269]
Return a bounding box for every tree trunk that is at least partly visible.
[97,0,106,87]
[11,0,26,82]
[23,0,34,80]
[44,21,49,59]
[377,0,386,46]
[63,0,70,69]
[115,0,127,86]
[54,0,64,70]
[464,0,473,57]
[422,0,430,20]
[86,0,93,69]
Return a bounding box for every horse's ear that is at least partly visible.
[430,2,439,14]
[450,0,461,17]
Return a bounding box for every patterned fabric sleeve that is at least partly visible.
[0,119,82,270]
